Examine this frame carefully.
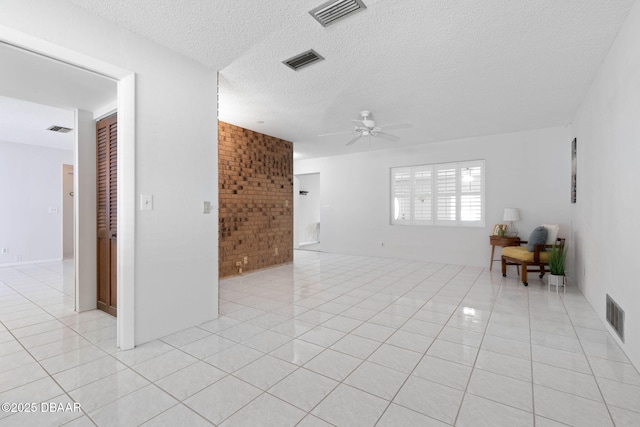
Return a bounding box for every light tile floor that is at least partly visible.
[1,252,639,426]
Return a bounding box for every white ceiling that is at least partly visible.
[51,1,640,157]
[0,96,74,151]
[0,42,117,151]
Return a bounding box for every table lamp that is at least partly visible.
[503,208,520,237]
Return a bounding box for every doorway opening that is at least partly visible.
[295,173,321,251]
[0,32,135,349]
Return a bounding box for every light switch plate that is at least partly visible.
[140,194,153,211]
[203,201,212,214]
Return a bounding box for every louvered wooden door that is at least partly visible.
[96,114,117,316]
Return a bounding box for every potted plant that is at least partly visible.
[548,244,567,290]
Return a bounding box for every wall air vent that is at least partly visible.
[606,294,625,342]
[309,0,366,27]
[283,49,325,71]
[47,125,73,133]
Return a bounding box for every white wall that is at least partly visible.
[75,109,97,312]
[0,0,219,344]
[571,0,640,368]
[295,125,571,268]
[0,140,72,265]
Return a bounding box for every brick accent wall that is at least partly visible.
[218,121,293,278]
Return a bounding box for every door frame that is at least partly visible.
[62,164,74,257]
[0,26,137,349]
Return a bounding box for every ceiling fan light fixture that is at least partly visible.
[319,109,412,146]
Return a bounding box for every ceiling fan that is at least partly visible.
[320,110,413,146]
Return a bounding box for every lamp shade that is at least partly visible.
[503,208,520,222]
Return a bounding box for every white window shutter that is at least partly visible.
[413,166,432,224]
[459,162,483,225]
[391,160,484,227]
[391,167,412,225]
[435,165,457,225]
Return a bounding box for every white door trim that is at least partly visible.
[0,24,137,350]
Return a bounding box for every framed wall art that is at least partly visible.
[571,138,577,203]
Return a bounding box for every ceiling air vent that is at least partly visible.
[47,125,73,133]
[309,0,366,27]
[283,49,325,71]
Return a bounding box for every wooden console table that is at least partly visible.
[489,235,520,271]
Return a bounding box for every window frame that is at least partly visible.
[390,160,485,227]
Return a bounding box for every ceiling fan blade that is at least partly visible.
[378,123,412,131]
[375,132,400,142]
[318,130,354,137]
[345,135,362,146]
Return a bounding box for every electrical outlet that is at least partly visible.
[274,247,279,256]
[0,248,7,254]
[235,261,242,267]
[243,256,248,264]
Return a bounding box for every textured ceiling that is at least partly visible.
[65,0,636,158]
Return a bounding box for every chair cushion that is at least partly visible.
[542,224,560,245]
[526,226,548,252]
[502,246,551,262]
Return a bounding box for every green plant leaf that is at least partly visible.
[549,244,567,275]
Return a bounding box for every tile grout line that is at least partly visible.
[214,259,452,426]
[558,289,618,426]
[3,254,637,426]
[257,260,455,425]
[527,273,537,427]
[372,265,483,426]
[181,256,393,425]
[0,265,101,425]
[449,268,505,426]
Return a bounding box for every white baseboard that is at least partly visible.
[0,258,63,268]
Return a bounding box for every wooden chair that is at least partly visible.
[501,238,565,286]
